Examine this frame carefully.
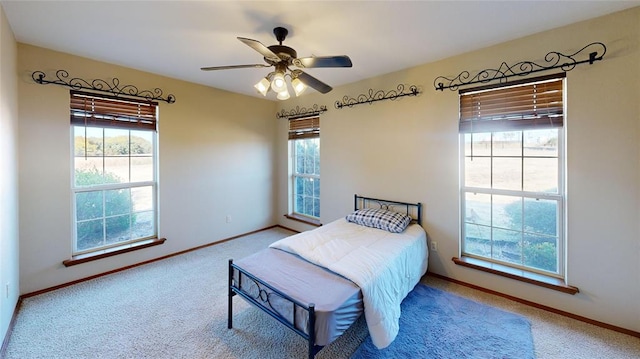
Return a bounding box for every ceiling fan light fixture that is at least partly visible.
[291,77,307,96]
[201,27,351,98]
[271,71,287,92]
[254,76,270,96]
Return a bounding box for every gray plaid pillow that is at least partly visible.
[345,208,412,233]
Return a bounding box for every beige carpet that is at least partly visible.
[4,227,640,358]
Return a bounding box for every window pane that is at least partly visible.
[524,158,558,193]
[295,194,304,213]
[502,197,523,231]
[523,198,558,236]
[104,128,129,156]
[105,188,131,216]
[132,211,155,238]
[304,154,314,175]
[301,148,309,174]
[76,191,103,221]
[77,219,104,251]
[312,197,320,218]
[465,157,491,188]
[130,131,153,155]
[493,195,521,230]
[524,129,558,157]
[493,227,522,265]
[464,223,491,257]
[104,157,128,184]
[131,156,153,182]
[75,158,104,187]
[523,233,558,273]
[295,141,305,174]
[74,126,103,157]
[493,131,521,157]
[294,176,319,218]
[295,176,303,194]
[464,133,491,157]
[132,186,153,212]
[313,138,320,174]
[293,138,319,176]
[304,198,314,217]
[465,193,491,227]
[492,158,521,190]
[106,215,131,244]
[304,178,314,196]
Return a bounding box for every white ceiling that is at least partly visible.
[2,1,639,100]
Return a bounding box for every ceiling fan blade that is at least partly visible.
[237,37,281,62]
[296,71,333,94]
[294,56,352,68]
[200,64,271,71]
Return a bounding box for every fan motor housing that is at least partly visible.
[266,45,297,64]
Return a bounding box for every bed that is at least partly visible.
[227,194,428,358]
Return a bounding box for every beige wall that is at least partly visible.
[0,3,19,344]
[17,44,278,294]
[277,7,640,332]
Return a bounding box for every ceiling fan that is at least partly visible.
[201,27,352,99]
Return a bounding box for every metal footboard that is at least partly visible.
[228,259,323,359]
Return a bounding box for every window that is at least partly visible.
[289,116,320,219]
[460,74,565,278]
[71,91,158,255]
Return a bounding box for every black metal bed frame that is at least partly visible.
[227,194,422,358]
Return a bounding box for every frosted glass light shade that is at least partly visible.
[254,77,270,96]
[271,72,287,92]
[291,77,307,96]
[276,89,290,100]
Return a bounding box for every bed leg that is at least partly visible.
[228,259,234,329]
[308,303,316,359]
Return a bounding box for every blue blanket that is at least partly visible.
[351,284,535,359]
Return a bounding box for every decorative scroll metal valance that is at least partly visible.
[32,69,176,104]
[335,84,420,109]
[433,42,607,91]
[276,104,327,119]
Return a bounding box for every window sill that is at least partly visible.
[284,214,322,227]
[63,237,166,267]
[452,256,579,295]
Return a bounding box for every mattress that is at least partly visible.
[269,218,428,348]
[233,247,363,346]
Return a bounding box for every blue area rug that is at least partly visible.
[350,284,535,359]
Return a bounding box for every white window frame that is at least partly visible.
[289,137,320,219]
[458,75,566,278]
[70,92,159,255]
[460,129,565,278]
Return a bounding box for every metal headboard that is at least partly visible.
[353,194,422,226]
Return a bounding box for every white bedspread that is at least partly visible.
[269,218,428,349]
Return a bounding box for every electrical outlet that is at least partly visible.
[225,215,232,223]
[430,241,438,252]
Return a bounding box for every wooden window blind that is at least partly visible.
[288,116,320,140]
[459,73,564,133]
[70,90,158,131]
